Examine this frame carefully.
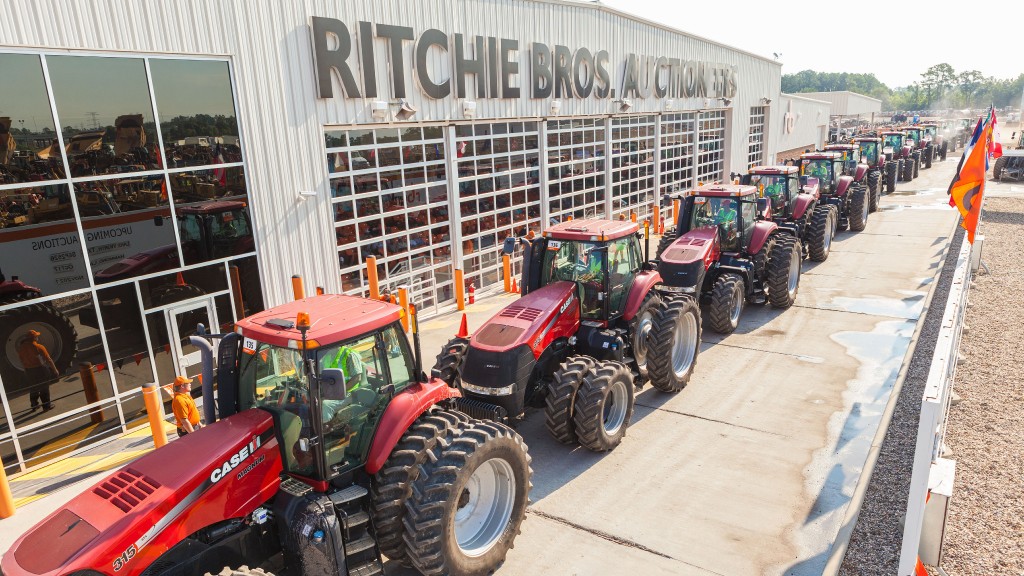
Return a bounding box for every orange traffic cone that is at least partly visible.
[456,313,469,339]
[175,272,186,286]
[511,277,519,293]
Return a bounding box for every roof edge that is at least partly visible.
[782,93,832,105]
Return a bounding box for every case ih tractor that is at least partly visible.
[799,152,870,233]
[822,142,880,212]
[852,136,894,196]
[920,122,948,161]
[743,166,837,262]
[656,184,803,334]
[901,126,931,172]
[2,295,532,576]
[434,219,701,453]
[880,131,915,183]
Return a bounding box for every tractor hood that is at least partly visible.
[471,280,578,355]
[657,227,720,291]
[1,409,283,576]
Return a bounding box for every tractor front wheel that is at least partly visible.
[767,235,801,308]
[371,408,469,566]
[885,162,898,194]
[573,361,635,452]
[848,185,869,232]
[404,421,531,576]
[925,147,933,169]
[913,154,921,178]
[707,274,744,334]
[941,142,948,161]
[896,159,906,182]
[867,171,880,213]
[646,295,701,393]
[993,156,1008,181]
[433,337,470,388]
[544,356,595,444]
[806,204,834,261]
[629,291,662,380]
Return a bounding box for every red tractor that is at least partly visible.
[2,295,532,576]
[799,152,870,232]
[0,270,78,392]
[881,131,916,183]
[853,136,895,195]
[743,165,836,261]
[901,126,930,173]
[434,219,701,453]
[656,184,802,334]
[920,122,948,162]
[823,142,880,213]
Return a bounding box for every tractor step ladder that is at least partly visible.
[330,484,384,576]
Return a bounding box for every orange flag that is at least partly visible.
[947,120,990,244]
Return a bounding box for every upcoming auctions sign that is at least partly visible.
[311,17,738,103]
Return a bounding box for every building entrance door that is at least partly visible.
[166,298,217,380]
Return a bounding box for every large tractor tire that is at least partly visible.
[707,273,744,334]
[654,230,678,260]
[941,141,948,161]
[544,356,595,445]
[371,408,469,566]
[628,291,662,380]
[806,204,835,262]
[433,337,470,387]
[885,162,898,194]
[646,295,701,393]
[767,235,801,308]
[902,158,914,182]
[1,300,78,388]
[206,567,275,576]
[848,185,869,232]
[924,147,933,169]
[912,153,921,178]
[993,156,1008,181]
[572,360,635,452]
[896,159,905,182]
[867,171,881,213]
[404,420,531,576]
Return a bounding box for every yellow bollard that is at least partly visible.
[366,257,380,301]
[398,286,410,331]
[291,275,305,301]
[0,462,14,518]
[142,383,168,449]
[503,254,512,293]
[455,269,466,311]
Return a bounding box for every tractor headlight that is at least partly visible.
[462,380,515,396]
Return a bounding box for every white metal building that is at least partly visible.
[799,91,881,119]
[0,0,783,474]
[776,93,833,160]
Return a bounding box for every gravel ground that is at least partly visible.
[939,197,1024,574]
[839,222,965,576]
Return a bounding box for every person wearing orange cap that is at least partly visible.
[171,375,202,437]
[17,330,59,411]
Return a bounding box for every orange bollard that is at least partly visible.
[366,256,380,301]
[229,265,245,318]
[0,462,14,519]
[142,383,168,449]
[398,286,410,331]
[80,363,104,424]
[291,275,305,301]
[316,286,325,296]
[503,254,512,293]
[455,269,466,311]
[672,198,680,228]
[566,214,573,221]
[631,211,637,223]
[653,205,660,232]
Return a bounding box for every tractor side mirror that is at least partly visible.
[756,198,771,220]
[320,368,347,400]
[501,236,517,255]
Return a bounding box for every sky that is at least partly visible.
[600,0,1022,89]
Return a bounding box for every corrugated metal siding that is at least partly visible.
[800,91,882,117]
[1,0,781,306]
[777,94,831,155]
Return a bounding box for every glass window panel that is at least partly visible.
[17,400,124,469]
[376,128,400,144]
[423,126,443,140]
[325,130,347,148]
[47,55,162,177]
[333,200,354,222]
[348,130,374,147]
[150,59,241,168]
[140,262,227,310]
[356,196,381,217]
[358,219,383,240]
[228,255,265,319]
[1,438,17,475]
[0,53,65,183]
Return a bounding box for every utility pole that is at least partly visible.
[87,112,99,130]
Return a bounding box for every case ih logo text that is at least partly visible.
[559,292,575,315]
[210,436,262,483]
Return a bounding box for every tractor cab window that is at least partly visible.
[924,126,937,137]
[884,134,902,149]
[801,159,832,183]
[607,237,636,317]
[541,239,604,318]
[739,199,756,250]
[749,174,788,212]
[787,176,801,203]
[691,196,740,252]
[858,142,879,165]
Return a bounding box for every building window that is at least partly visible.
[696,110,727,185]
[327,126,454,312]
[610,115,656,220]
[547,118,605,223]
[0,51,258,476]
[748,106,766,170]
[659,113,696,222]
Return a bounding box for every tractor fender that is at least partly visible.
[791,194,815,221]
[748,220,779,255]
[365,379,462,474]
[854,163,868,182]
[718,262,754,295]
[621,270,663,321]
[835,175,854,196]
[901,145,912,158]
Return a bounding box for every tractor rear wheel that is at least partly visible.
[404,420,531,576]
[572,361,635,451]
[544,356,595,444]
[867,171,880,212]
[806,204,834,262]
[433,337,470,387]
[707,273,744,334]
[885,162,898,194]
[654,230,678,260]
[896,159,905,182]
[372,408,469,566]
[206,566,275,576]
[925,147,933,169]
[993,156,1008,181]
[646,295,701,393]
[1,301,78,387]
[629,291,662,380]
[848,185,869,232]
[913,154,920,178]
[941,142,948,161]
[767,235,801,308]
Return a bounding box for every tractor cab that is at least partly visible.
[178,200,255,262]
[744,166,803,219]
[902,126,927,149]
[823,143,862,176]
[881,131,908,159]
[684,185,758,253]
[921,123,939,140]
[799,152,842,195]
[854,137,883,168]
